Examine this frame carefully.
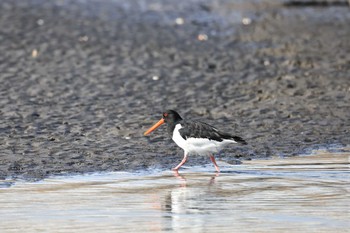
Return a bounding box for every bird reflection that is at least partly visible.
[161,171,220,231]
[172,170,186,187]
[172,170,219,186]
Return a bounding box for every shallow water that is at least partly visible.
[0,150,349,233]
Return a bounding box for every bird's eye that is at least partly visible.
[163,113,168,117]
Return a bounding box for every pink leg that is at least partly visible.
[173,152,188,171]
[210,155,220,173]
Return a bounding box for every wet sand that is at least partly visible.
[0,150,349,232]
[0,0,349,180]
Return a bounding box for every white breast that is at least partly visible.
[172,124,236,156]
[172,124,188,151]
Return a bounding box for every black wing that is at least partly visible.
[178,120,247,144]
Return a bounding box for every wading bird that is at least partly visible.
[144,110,247,172]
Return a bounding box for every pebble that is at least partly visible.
[31,49,38,58]
[242,17,252,25]
[37,19,44,26]
[197,34,208,41]
[175,17,184,25]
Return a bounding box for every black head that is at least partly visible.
[144,110,183,136]
[162,110,183,123]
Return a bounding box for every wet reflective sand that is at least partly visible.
[0,150,349,233]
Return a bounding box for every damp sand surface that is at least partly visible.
[1,0,350,180]
[0,150,349,233]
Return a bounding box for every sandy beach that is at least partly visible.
[0,0,349,180]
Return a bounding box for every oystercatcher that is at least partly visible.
[144,110,247,172]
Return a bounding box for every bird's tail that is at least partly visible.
[220,132,247,145]
[231,136,247,145]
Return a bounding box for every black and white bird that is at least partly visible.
[144,110,247,172]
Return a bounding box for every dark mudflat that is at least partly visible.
[0,0,349,180]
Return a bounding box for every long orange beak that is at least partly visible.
[144,118,165,136]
